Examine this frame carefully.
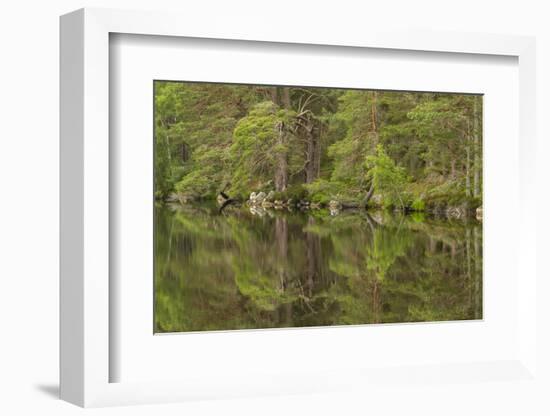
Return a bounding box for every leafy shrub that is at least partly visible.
[286,184,308,201]
[270,184,308,202]
[304,179,337,205]
[411,197,426,211]
[365,145,410,209]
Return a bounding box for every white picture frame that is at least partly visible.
[60,7,538,408]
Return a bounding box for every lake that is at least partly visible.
[154,203,482,333]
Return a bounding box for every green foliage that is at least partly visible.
[304,179,339,204]
[422,178,479,212]
[229,101,294,197]
[155,81,262,199]
[270,184,308,203]
[325,91,374,194]
[365,145,410,209]
[411,197,426,211]
[155,82,482,211]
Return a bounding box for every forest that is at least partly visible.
[154,81,482,217]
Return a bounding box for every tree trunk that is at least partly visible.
[272,87,291,191]
[281,87,291,109]
[273,86,291,109]
[304,118,320,184]
[270,87,279,105]
[361,180,375,208]
[274,121,288,192]
[180,142,189,162]
[164,134,173,177]
[361,91,380,205]
[293,89,322,184]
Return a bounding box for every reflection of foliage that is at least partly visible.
[229,215,299,312]
[234,270,297,312]
[366,224,411,281]
[155,204,482,332]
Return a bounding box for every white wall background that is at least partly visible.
[0,1,548,415]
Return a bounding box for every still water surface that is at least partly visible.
[154,203,482,333]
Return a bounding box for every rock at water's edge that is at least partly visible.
[476,206,483,221]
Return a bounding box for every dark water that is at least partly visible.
[154,203,482,333]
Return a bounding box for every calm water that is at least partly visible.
[154,203,482,333]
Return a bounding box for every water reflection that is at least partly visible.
[154,203,482,333]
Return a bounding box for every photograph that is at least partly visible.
[153,81,483,333]
[3,1,545,412]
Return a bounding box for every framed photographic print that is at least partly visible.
[60,7,540,409]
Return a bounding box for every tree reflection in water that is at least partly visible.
[154,203,482,333]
